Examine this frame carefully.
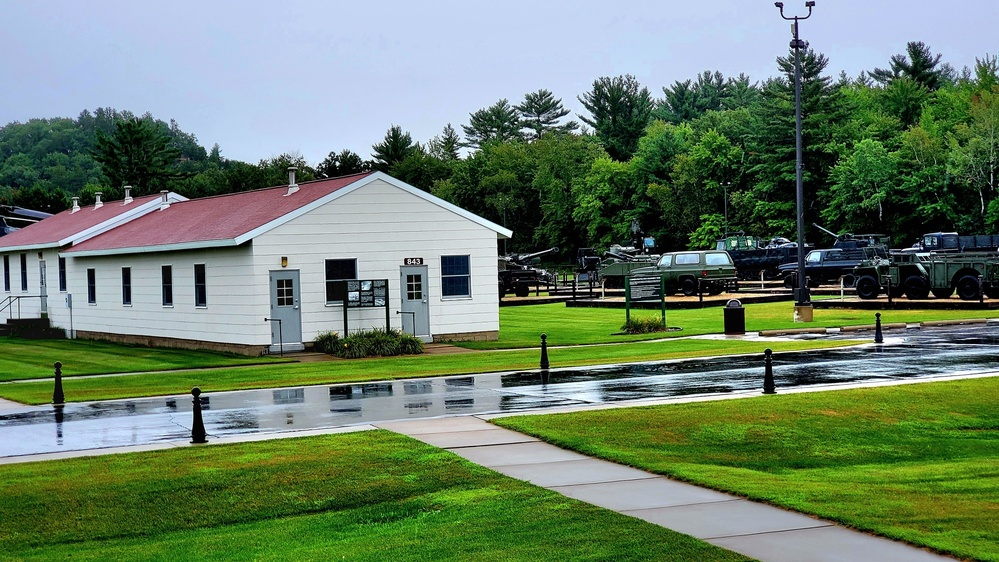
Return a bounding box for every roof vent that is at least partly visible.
[122,186,133,205]
[160,190,170,211]
[71,197,80,213]
[285,166,299,196]
[94,192,103,210]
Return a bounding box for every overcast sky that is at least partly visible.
[3,0,997,166]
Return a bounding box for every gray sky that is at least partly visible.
[3,1,997,166]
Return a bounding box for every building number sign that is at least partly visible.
[404,257,424,265]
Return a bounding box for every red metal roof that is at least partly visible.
[0,194,164,250]
[65,173,373,254]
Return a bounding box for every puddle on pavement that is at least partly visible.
[2,325,998,457]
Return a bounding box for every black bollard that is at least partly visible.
[763,348,776,395]
[540,333,550,370]
[874,312,884,344]
[52,361,64,404]
[191,387,207,444]
[886,277,893,305]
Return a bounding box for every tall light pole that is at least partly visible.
[775,1,814,320]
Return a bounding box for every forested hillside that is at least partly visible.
[3,42,998,253]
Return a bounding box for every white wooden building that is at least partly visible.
[0,172,511,354]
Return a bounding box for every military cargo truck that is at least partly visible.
[853,251,999,300]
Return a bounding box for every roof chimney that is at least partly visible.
[122,186,133,205]
[159,190,170,211]
[94,192,103,210]
[285,166,299,196]
[71,197,80,213]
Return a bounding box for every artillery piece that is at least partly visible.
[499,247,559,298]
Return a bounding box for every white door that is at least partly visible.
[400,265,431,342]
[268,270,304,353]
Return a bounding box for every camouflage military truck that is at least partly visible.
[853,251,999,300]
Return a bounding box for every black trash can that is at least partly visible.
[723,299,745,335]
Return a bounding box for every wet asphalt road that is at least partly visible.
[1,324,998,458]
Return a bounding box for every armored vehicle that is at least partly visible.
[595,244,659,288]
[498,247,559,297]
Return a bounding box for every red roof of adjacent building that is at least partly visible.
[0,193,166,250]
[65,172,373,255]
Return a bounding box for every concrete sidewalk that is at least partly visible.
[376,416,954,562]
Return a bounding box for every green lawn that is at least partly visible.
[493,377,999,562]
[459,301,999,349]
[0,431,751,561]
[0,337,289,382]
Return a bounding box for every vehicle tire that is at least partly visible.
[783,275,795,289]
[931,287,955,299]
[707,284,723,296]
[680,278,698,296]
[841,274,856,288]
[806,278,821,288]
[887,281,905,299]
[855,275,880,300]
[956,275,981,301]
[903,275,930,300]
[514,281,530,298]
[985,285,999,299]
[499,282,506,298]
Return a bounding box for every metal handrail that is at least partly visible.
[1,295,42,320]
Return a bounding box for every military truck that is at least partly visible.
[853,251,999,300]
[629,250,739,296]
[913,232,999,253]
[714,233,799,280]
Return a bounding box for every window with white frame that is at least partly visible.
[325,258,357,304]
[58,257,66,292]
[441,255,470,298]
[194,264,207,307]
[20,253,27,291]
[87,268,96,304]
[121,267,132,305]
[161,265,173,306]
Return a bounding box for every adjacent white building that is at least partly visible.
[0,172,511,354]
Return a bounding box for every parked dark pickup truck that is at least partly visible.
[779,247,888,288]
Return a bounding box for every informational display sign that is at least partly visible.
[628,275,663,301]
[403,257,424,265]
[345,279,388,308]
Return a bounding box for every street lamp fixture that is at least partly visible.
[775,1,814,319]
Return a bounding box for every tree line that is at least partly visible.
[2,41,998,256]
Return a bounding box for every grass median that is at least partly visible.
[0,431,751,561]
[493,376,999,561]
[459,302,999,349]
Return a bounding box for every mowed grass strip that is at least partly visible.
[494,377,999,561]
[0,431,751,562]
[0,337,290,382]
[458,302,999,349]
[0,338,852,404]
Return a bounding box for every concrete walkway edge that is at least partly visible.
[376,416,955,562]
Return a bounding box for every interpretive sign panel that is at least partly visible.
[345,279,388,308]
[628,275,663,301]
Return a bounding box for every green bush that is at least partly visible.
[621,316,667,334]
[315,329,424,358]
[313,330,341,355]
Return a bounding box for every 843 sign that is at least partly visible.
[404,257,424,265]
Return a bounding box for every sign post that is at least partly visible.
[625,275,667,329]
